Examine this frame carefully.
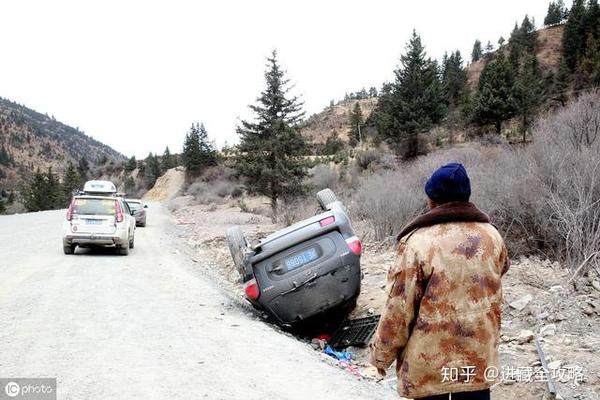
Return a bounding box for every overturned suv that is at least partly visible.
[227,189,362,328]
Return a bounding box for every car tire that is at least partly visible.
[129,235,135,249]
[316,188,338,211]
[63,244,75,255]
[118,244,129,256]
[227,226,248,275]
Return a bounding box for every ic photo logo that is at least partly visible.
[4,381,20,397]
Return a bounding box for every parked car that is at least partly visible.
[62,181,136,255]
[227,189,362,328]
[125,199,147,227]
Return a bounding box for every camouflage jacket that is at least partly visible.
[370,204,509,399]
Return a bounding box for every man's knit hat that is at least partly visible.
[425,162,471,204]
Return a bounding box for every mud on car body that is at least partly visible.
[227,189,362,327]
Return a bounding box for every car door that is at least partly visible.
[121,200,135,238]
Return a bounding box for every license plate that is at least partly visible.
[86,219,102,225]
[285,248,319,271]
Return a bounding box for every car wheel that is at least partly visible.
[118,244,129,256]
[129,235,135,249]
[63,244,75,254]
[316,188,338,211]
[226,226,248,276]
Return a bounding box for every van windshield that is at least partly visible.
[73,198,116,216]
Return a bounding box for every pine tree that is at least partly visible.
[473,52,517,133]
[124,175,136,195]
[562,0,587,70]
[545,1,566,25]
[514,54,545,141]
[125,156,137,173]
[162,146,175,171]
[46,167,61,209]
[442,51,468,107]
[348,102,364,147]
[62,161,82,205]
[77,156,89,183]
[0,145,14,166]
[182,124,202,176]
[197,123,216,168]
[510,16,537,67]
[498,36,506,47]
[373,31,446,158]
[485,41,494,53]
[322,130,344,155]
[24,168,62,211]
[471,40,483,62]
[144,153,161,189]
[235,50,308,218]
[578,33,600,87]
[182,123,216,177]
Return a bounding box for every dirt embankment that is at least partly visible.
[167,194,600,400]
[142,166,185,202]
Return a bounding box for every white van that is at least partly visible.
[62,181,136,255]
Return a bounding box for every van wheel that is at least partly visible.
[316,188,338,210]
[227,226,248,275]
[63,244,75,254]
[118,244,129,256]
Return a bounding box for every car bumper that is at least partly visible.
[64,234,126,246]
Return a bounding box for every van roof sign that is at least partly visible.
[83,180,117,194]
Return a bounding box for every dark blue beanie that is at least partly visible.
[425,163,471,204]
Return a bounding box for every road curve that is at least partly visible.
[0,205,395,400]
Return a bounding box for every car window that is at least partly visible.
[73,198,116,216]
[127,202,142,212]
[121,201,132,215]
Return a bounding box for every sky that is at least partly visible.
[0,0,550,158]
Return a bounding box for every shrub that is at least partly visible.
[352,92,600,268]
[309,164,339,191]
[355,149,381,171]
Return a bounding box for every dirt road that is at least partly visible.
[0,205,396,400]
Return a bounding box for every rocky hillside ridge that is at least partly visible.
[0,97,124,187]
[301,98,377,145]
[467,24,564,91]
[301,24,566,143]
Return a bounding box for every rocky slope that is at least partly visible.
[0,97,124,187]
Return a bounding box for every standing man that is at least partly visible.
[370,163,509,400]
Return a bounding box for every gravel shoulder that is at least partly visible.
[171,197,600,400]
[0,205,396,400]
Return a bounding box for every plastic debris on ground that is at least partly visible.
[323,345,352,361]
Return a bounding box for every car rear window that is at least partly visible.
[127,202,142,211]
[73,198,116,216]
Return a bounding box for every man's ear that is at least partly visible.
[428,198,438,210]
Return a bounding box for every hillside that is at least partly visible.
[467,24,564,91]
[301,24,566,143]
[301,97,377,145]
[0,97,124,187]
